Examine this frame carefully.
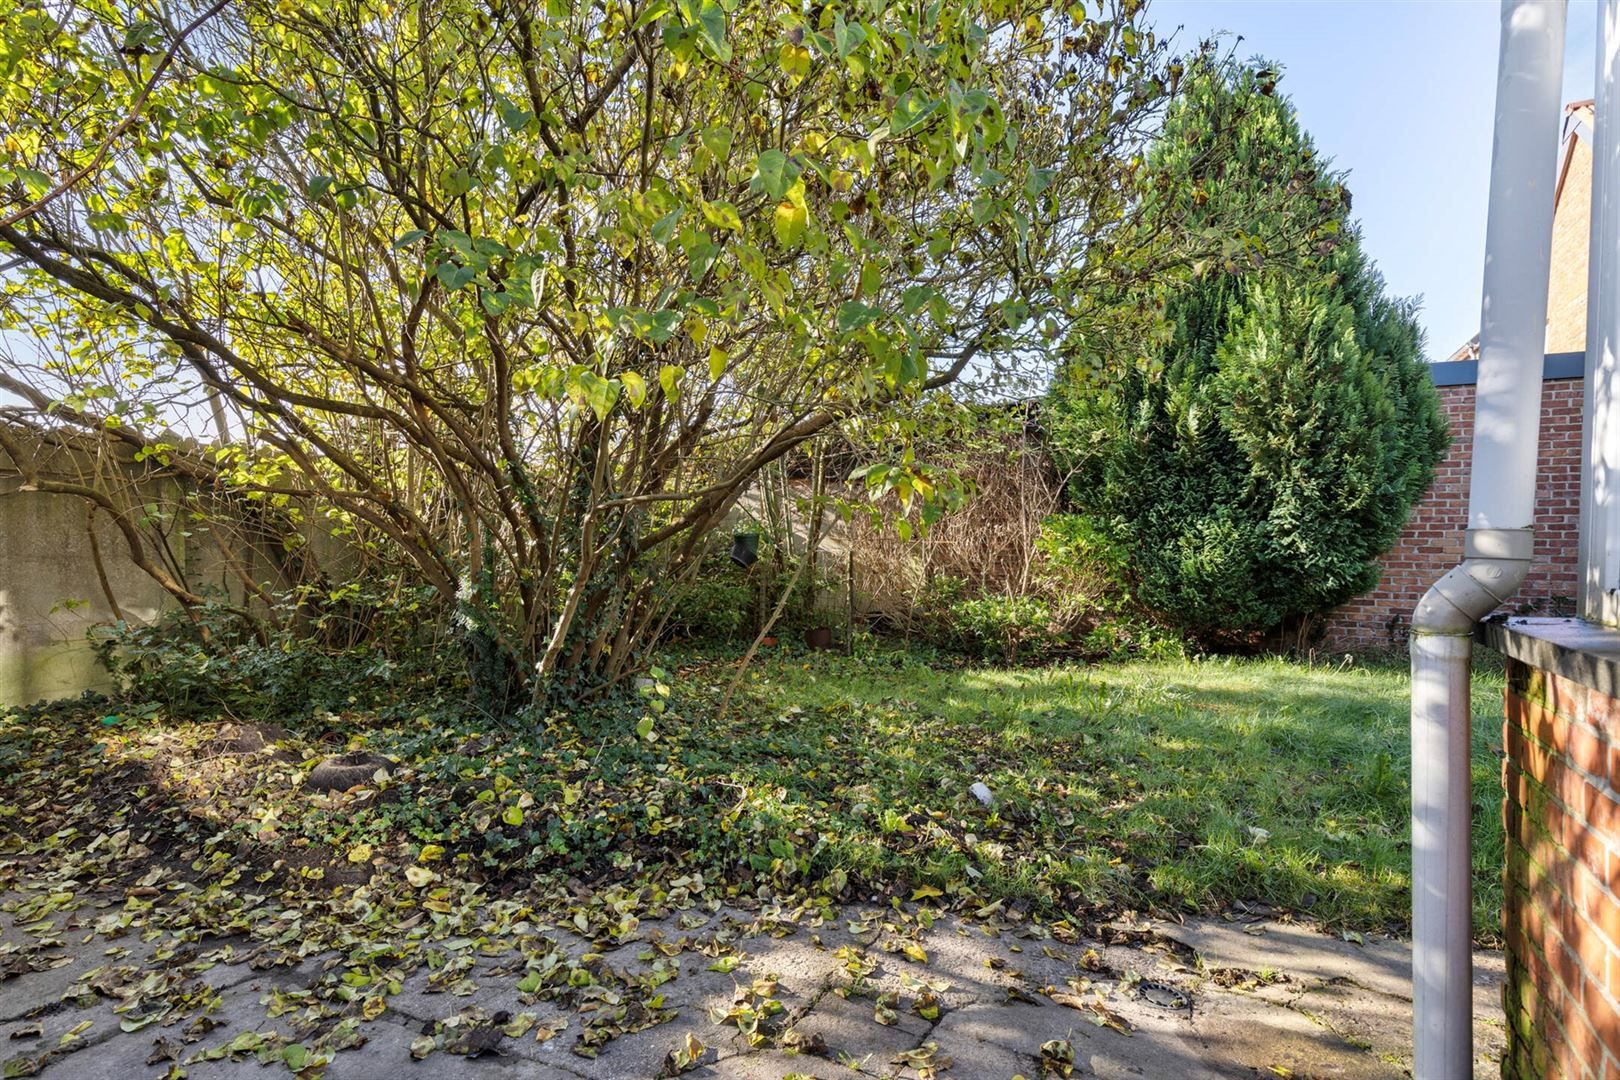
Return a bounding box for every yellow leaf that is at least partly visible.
[619,370,647,408]
[405,866,437,888]
[773,200,806,247]
[708,347,729,382]
[418,844,444,862]
[902,942,929,964]
[910,885,943,900]
[778,43,810,79]
[347,843,373,864]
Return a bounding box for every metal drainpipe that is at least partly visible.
[1410,2,1565,1076]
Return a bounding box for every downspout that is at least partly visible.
[1581,0,1619,619]
[1409,2,1565,1077]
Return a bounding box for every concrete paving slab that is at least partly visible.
[1189,985,1405,1079]
[318,1017,590,1080]
[0,891,1507,1080]
[1154,916,1502,1003]
[786,991,927,1074]
[689,1047,867,1078]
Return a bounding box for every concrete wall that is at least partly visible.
[0,478,175,705]
[0,433,343,707]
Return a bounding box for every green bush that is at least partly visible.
[904,517,1183,664]
[661,547,834,645]
[94,582,458,718]
[662,560,756,642]
[948,595,1061,664]
[1045,66,1447,642]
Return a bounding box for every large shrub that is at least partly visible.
[1046,66,1448,641]
[0,0,1262,708]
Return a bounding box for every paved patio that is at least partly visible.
[1,896,1503,1079]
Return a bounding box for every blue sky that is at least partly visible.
[1145,0,1598,361]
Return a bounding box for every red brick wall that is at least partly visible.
[1502,659,1620,1080]
[1318,378,1584,651]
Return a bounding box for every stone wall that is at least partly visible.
[1501,657,1620,1080]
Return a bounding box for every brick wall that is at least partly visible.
[1547,134,1592,354]
[1318,377,1583,651]
[1502,659,1620,1080]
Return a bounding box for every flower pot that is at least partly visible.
[730,532,760,568]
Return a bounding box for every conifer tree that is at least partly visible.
[1047,65,1448,640]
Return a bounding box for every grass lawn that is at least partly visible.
[721,649,1507,940]
[0,648,1507,945]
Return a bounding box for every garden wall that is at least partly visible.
[1318,356,1584,652]
[0,430,342,707]
[0,468,174,707]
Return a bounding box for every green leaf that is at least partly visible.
[651,208,683,246]
[499,100,533,131]
[575,370,622,420]
[659,364,684,400]
[624,309,682,344]
[632,0,672,30]
[779,43,810,79]
[636,715,654,739]
[834,13,866,60]
[517,971,543,993]
[503,804,524,827]
[837,301,881,333]
[307,174,335,199]
[755,150,790,200]
[891,91,941,136]
[283,1045,309,1071]
[701,200,743,233]
[699,126,734,163]
[437,264,477,291]
[694,0,730,61]
[859,259,883,299]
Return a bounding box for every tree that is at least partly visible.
[0,0,1285,704]
[1046,65,1448,641]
